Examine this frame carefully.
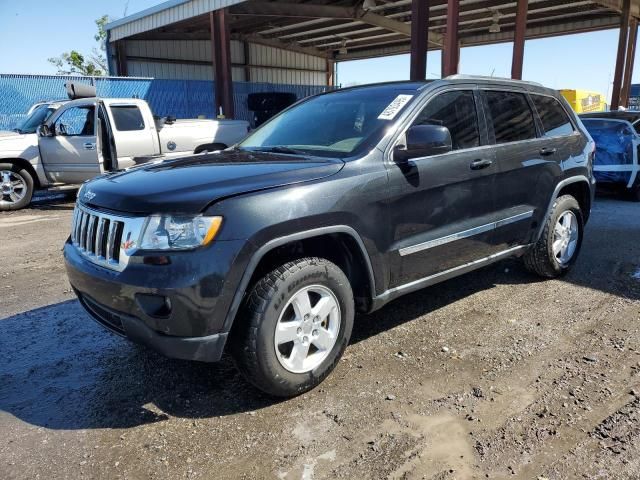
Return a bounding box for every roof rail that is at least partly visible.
[445,74,543,87]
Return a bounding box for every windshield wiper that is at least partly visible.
[251,146,307,155]
[12,128,23,134]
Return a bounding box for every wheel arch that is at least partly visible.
[535,175,592,241]
[0,158,40,188]
[557,179,592,223]
[222,226,376,333]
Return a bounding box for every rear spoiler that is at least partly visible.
[65,82,97,100]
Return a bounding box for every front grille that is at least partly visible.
[70,204,144,271]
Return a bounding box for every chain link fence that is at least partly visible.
[0,74,328,130]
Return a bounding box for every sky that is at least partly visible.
[0,1,638,102]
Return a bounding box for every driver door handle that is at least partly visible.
[470,159,493,170]
[540,147,557,156]
[83,142,96,150]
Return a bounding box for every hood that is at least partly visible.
[80,150,345,214]
[0,130,37,155]
[0,130,21,139]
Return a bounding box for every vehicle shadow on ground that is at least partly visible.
[29,195,75,211]
[0,300,275,431]
[0,266,523,432]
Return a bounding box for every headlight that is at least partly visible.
[139,215,223,251]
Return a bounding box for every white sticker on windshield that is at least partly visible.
[378,94,414,120]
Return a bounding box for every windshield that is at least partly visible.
[15,104,57,134]
[239,86,419,158]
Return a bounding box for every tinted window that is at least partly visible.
[413,90,479,150]
[532,95,574,137]
[54,106,95,136]
[111,105,145,131]
[484,91,537,144]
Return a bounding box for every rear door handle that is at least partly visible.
[470,159,493,170]
[83,142,96,150]
[540,147,557,156]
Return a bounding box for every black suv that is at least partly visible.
[65,76,595,397]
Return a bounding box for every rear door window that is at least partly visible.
[484,90,537,144]
[110,105,145,131]
[412,90,480,150]
[532,95,574,137]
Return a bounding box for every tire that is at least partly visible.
[229,257,354,397]
[0,162,34,211]
[524,194,584,278]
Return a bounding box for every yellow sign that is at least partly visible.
[560,89,606,113]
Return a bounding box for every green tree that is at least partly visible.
[48,15,109,76]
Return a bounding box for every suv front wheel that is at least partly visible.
[524,194,584,278]
[230,257,354,397]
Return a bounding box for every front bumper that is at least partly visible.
[64,236,247,362]
[77,289,227,362]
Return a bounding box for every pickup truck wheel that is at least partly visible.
[0,163,33,211]
[230,257,354,397]
[524,194,583,278]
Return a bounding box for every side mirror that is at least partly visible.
[394,124,452,162]
[37,124,53,137]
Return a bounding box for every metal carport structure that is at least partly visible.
[105,0,640,118]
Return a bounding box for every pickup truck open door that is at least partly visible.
[38,101,104,185]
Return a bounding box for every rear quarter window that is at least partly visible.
[483,90,537,144]
[532,95,574,137]
[110,105,145,131]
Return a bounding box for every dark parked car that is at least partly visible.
[580,110,640,200]
[65,76,595,397]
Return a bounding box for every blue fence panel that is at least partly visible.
[0,73,328,130]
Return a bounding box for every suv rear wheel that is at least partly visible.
[524,194,583,278]
[230,257,354,397]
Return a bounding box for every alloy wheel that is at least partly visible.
[553,210,579,265]
[273,284,341,374]
[0,170,27,207]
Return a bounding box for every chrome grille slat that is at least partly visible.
[87,216,97,254]
[71,209,79,244]
[106,221,117,262]
[70,204,142,272]
[79,213,89,250]
[95,218,106,258]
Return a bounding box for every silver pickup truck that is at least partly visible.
[0,85,249,210]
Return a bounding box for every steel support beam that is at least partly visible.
[231,1,443,48]
[511,0,528,79]
[443,0,460,76]
[232,33,329,58]
[326,59,335,86]
[210,9,234,119]
[592,0,640,17]
[611,0,631,110]
[621,18,638,107]
[410,0,430,80]
[115,41,128,76]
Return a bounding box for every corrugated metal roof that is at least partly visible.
[106,0,246,41]
[107,0,639,62]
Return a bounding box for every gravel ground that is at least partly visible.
[1,195,639,480]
